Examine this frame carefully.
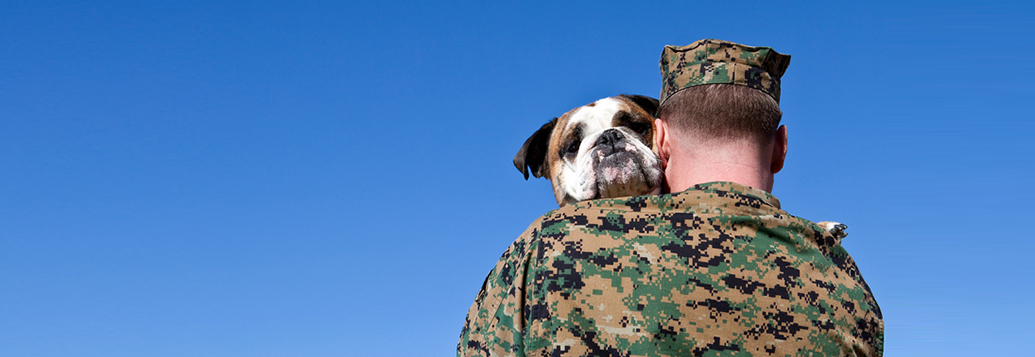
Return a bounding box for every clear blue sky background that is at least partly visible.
[2,1,1032,356]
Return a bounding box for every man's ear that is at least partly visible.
[654,118,669,169]
[770,125,788,174]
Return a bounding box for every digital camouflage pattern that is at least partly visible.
[659,39,792,105]
[458,182,883,356]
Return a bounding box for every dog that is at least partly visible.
[513,94,849,241]
[514,94,663,207]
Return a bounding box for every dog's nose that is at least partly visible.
[598,129,623,147]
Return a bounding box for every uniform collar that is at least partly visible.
[678,181,782,210]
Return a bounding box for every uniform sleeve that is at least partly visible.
[457,218,542,357]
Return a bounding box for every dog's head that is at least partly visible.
[514,95,663,206]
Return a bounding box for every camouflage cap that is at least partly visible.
[659,39,791,105]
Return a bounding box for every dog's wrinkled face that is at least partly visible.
[514,95,663,206]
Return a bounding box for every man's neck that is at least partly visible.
[664,142,775,193]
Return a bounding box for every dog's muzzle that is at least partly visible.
[573,128,662,201]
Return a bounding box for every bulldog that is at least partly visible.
[513,94,849,241]
[514,94,663,207]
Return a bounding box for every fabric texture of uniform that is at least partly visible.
[659,39,791,105]
[458,182,883,356]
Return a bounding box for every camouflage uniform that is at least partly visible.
[459,40,883,356]
[458,183,883,356]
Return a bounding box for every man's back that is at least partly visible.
[458,182,883,356]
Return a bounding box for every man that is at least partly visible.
[458,39,883,356]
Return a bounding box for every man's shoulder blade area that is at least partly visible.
[520,195,882,356]
[459,190,882,356]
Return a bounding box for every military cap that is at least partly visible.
[659,39,791,105]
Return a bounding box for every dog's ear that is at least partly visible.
[514,118,557,180]
[619,94,660,117]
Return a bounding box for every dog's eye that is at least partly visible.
[563,139,580,157]
[628,122,649,136]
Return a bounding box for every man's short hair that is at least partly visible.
[657,83,782,143]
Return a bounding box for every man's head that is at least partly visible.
[657,83,782,146]
[654,39,791,192]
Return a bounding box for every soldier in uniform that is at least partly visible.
[458,39,884,356]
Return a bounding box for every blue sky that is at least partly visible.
[1,1,1032,356]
